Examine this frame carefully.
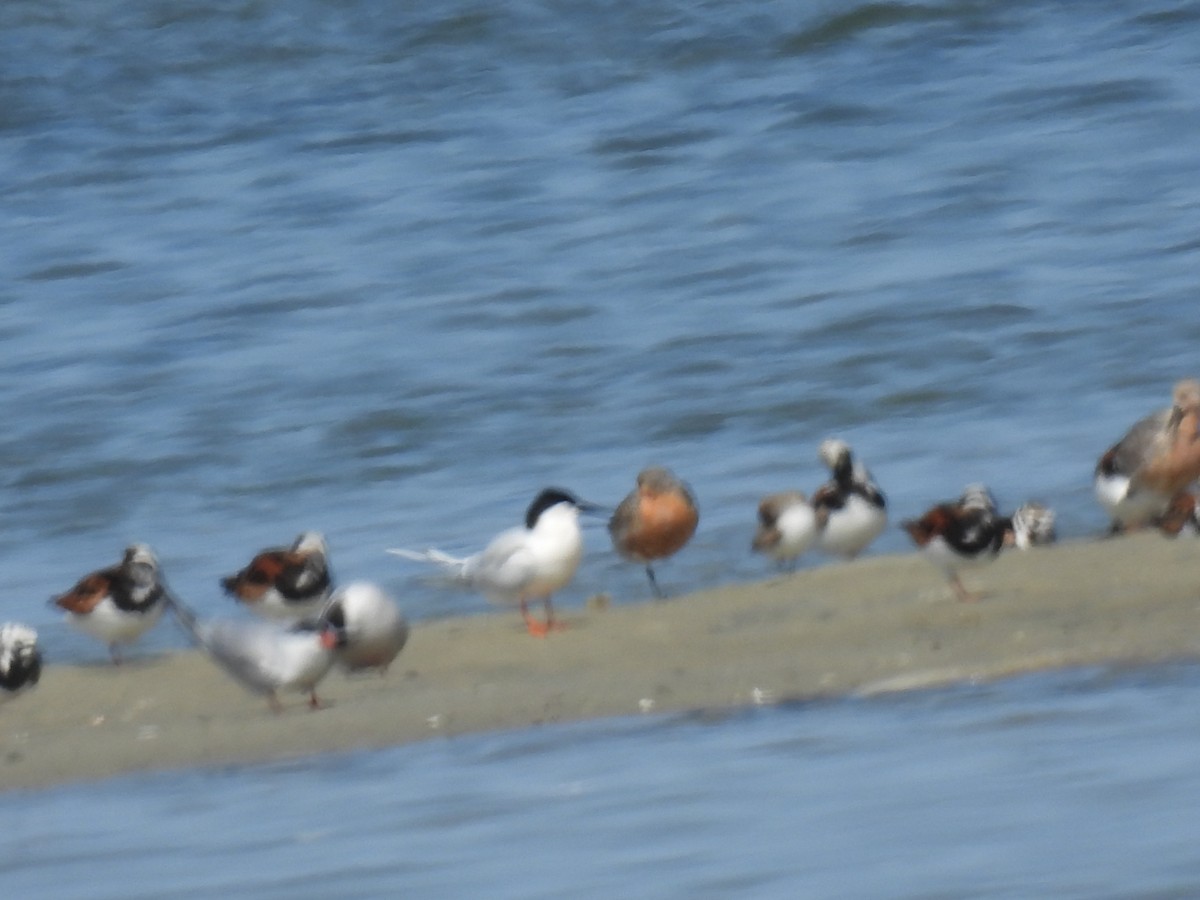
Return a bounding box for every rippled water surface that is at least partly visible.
[9,665,1200,898]
[4,0,1200,892]
[5,0,1200,651]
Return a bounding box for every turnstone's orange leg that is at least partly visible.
[951,575,980,603]
[309,691,324,710]
[267,691,284,714]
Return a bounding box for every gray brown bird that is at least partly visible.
[609,467,699,598]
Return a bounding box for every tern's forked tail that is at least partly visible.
[386,547,471,579]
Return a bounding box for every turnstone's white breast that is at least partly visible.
[52,544,166,664]
[752,491,820,570]
[811,439,887,559]
[902,485,1011,602]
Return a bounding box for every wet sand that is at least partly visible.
[4,532,1199,792]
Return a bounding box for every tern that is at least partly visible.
[389,487,602,637]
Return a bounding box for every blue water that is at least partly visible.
[7,665,1200,898]
[4,0,1200,892]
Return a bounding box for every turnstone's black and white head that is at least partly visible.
[0,623,42,700]
[811,439,887,559]
[221,531,333,621]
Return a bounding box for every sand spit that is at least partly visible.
[3,533,1198,791]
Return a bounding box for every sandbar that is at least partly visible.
[3,532,1199,792]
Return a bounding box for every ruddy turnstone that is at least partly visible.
[319,581,409,674]
[752,491,820,570]
[811,439,888,559]
[608,467,699,598]
[1008,501,1057,548]
[902,484,1012,602]
[1095,379,1200,533]
[166,591,344,712]
[389,487,603,637]
[221,531,333,621]
[0,623,42,701]
[52,544,166,664]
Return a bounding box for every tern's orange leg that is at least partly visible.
[520,598,566,637]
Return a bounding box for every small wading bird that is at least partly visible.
[1008,501,1057,548]
[608,467,699,598]
[166,591,344,712]
[1094,379,1200,534]
[51,544,166,664]
[810,439,888,559]
[319,581,409,674]
[389,487,604,637]
[221,531,333,621]
[752,491,820,571]
[902,485,1012,602]
[1156,491,1199,536]
[0,623,42,701]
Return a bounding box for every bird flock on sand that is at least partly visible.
[3,379,1200,713]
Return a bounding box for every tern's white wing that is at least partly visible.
[467,527,539,602]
